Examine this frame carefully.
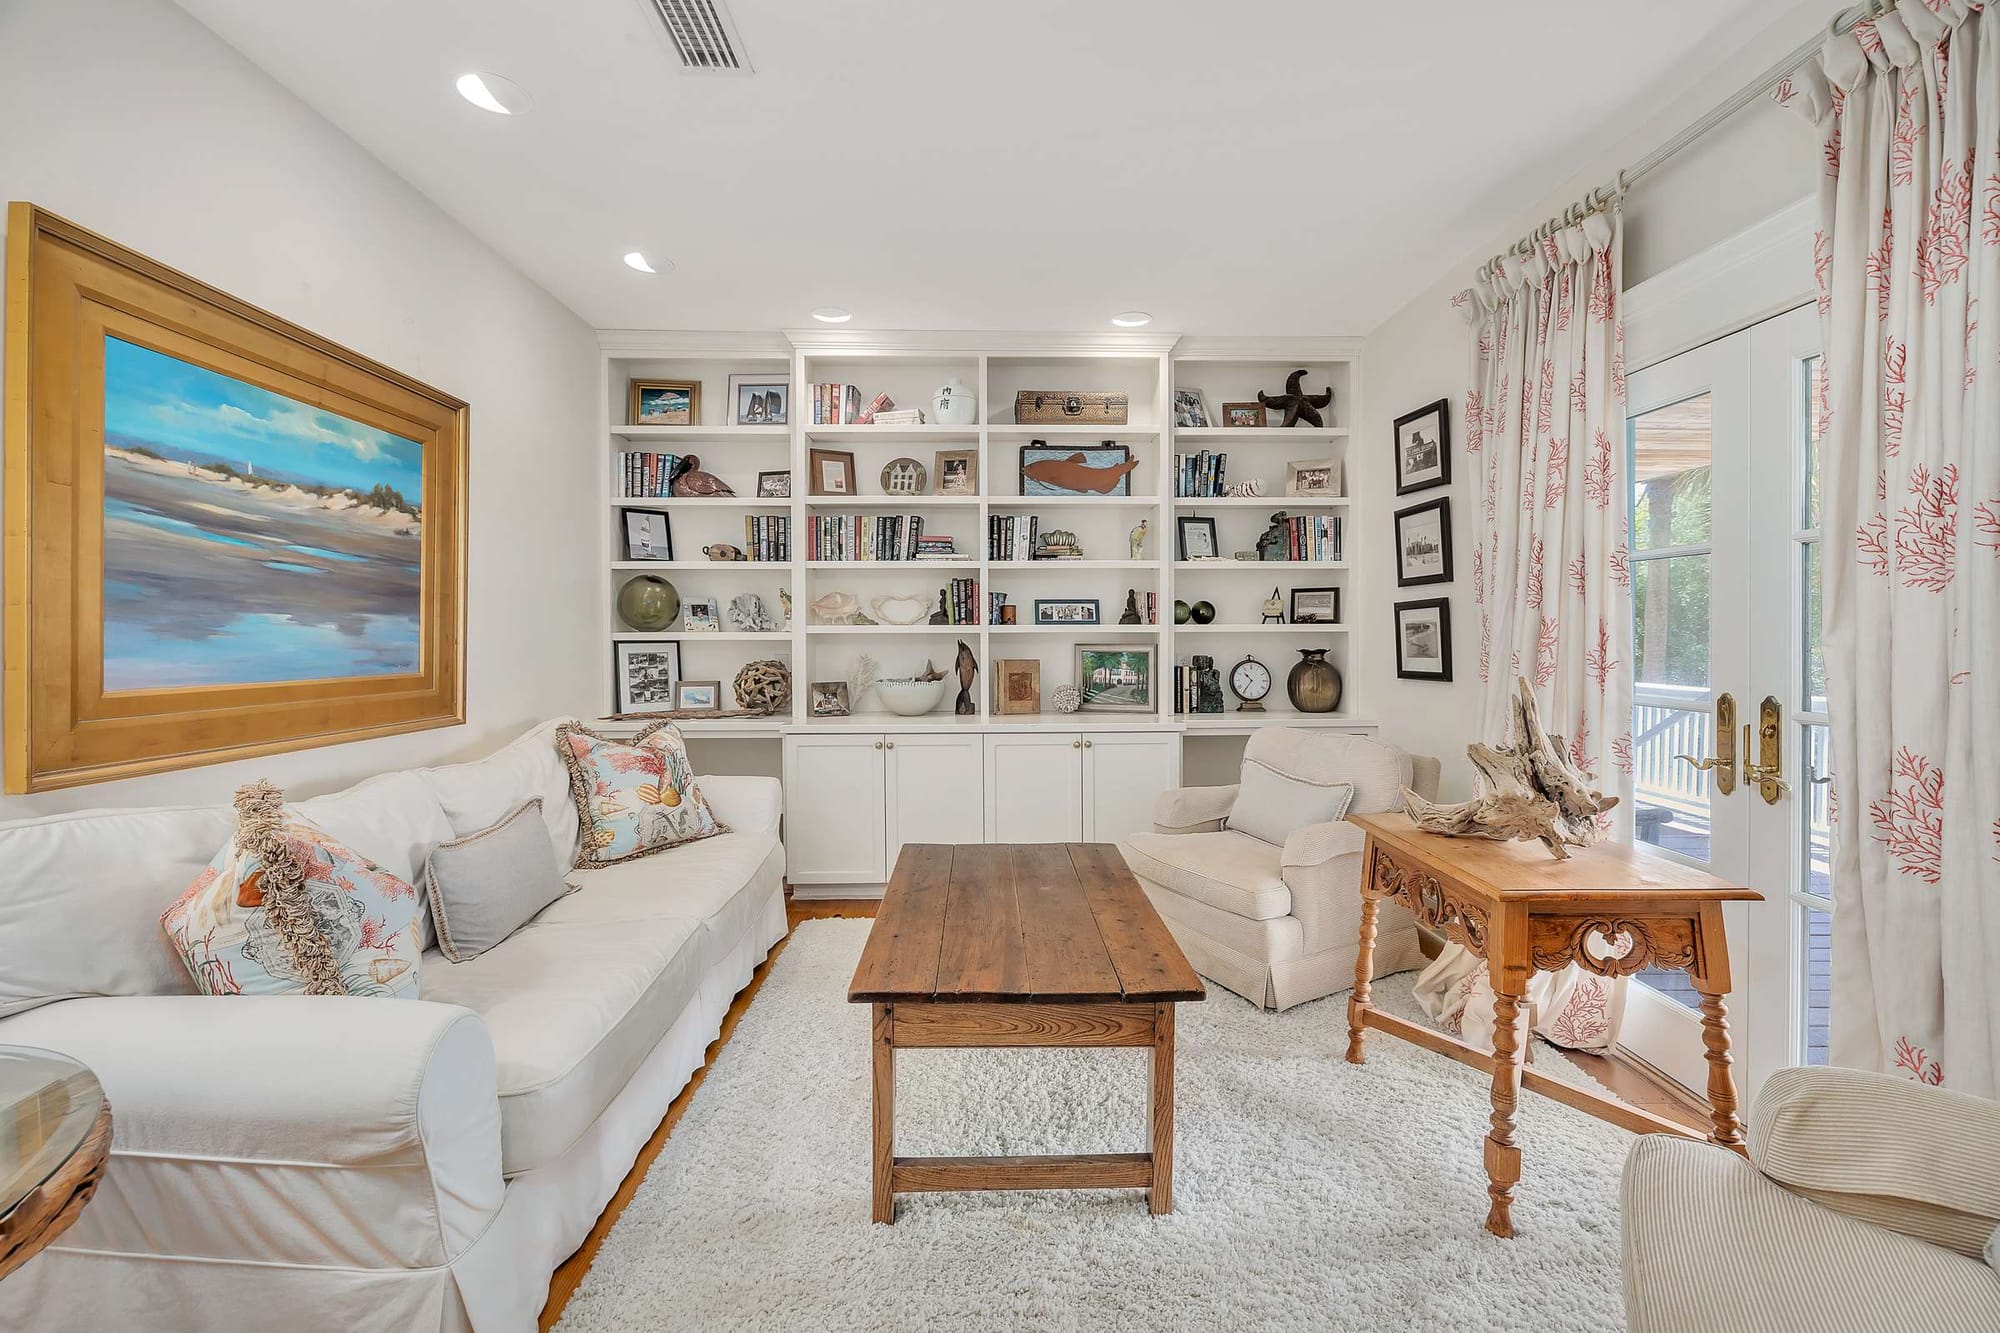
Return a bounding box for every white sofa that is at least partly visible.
[0,719,787,1333]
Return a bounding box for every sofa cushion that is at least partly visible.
[534,829,782,970]
[1120,830,1291,921]
[296,769,456,954]
[557,722,724,868]
[418,720,582,871]
[1243,729,1412,815]
[425,799,576,963]
[1226,758,1353,847]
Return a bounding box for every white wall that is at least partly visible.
[1361,0,1837,797]
[0,0,600,817]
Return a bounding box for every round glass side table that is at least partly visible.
[0,1047,111,1281]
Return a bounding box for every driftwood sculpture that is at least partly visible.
[1403,678,1618,861]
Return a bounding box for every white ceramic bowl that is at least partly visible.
[875,677,948,716]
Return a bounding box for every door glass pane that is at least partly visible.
[1803,905,1831,1065]
[1632,555,1712,689]
[1802,725,1831,900]
[1802,541,1826,714]
[1804,355,1826,529]
[1631,394,1713,550]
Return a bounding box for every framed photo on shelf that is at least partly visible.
[727,374,787,426]
[1394,397,1451,494]
[1019,442,1134,497]
[630,378,700,426]
[756,470,792,498]
[1393,497,1453,586]
[1286,457,1343,497]
[1290,586,1341,624]
[994,659,1041,715]
[1172,388,1209,429]
[621,508,674,561]
[672,679,722,713]
[1176,515,1221,561]
[809,681,851,717]
[682,598,720,632]
[1075,644,1157,712]
[935,448,978,495]
[614,640,682,714]
[808,448,857,496]
[1033,597,1100,625]
[1395,598,1454,681]
[1222,402,1265,428]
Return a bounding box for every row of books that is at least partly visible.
[986,515,1040,562]
[618,452,682,498]
[741,515,790,562]
[1173,660,1223,716]
[937,577,983,626]
[1277,514,1345,562]
[805,514,963,562]
[810,383,925,425]
[1175,451,1228,498]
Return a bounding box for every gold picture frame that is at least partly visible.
[629,378,701,426]
[4,204,468,792]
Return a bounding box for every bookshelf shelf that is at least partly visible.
[804,425,979,442]
[1173,623,1351,635]
[612,425,790,443]
[1173,496,1351,508]
[1174,427,1349,442]
[986,424,1162,440]
[1173,560,1349,572]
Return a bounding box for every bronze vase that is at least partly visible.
[1287,648,1342,713]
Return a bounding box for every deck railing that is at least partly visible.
[1631,684,1712,817]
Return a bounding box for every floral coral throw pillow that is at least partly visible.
[161,780,423,998]
[556,721,725,868]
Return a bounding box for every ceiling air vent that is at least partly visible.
[649,0,753,73]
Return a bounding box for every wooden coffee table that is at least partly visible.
[849,843,1204,1223]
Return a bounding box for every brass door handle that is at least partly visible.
[1673,692,1736,795]
[1743,697,1790,804]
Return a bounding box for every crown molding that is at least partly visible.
[1169,335,1364,361]
[779,328,1184,357]
[597,329,792,357]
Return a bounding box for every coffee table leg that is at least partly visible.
[1345,894,1380,1064]
[1148,1003,1175,1215]
[1484,986,1525,1238]
[872,1002,896,1224]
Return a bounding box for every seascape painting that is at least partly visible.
[101,335,425,691]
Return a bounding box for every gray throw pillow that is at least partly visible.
[1225,759,1355,847]
[425,799,574,963]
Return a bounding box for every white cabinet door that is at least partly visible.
[1083,733,1181,844]
[983,733,1085,844]
[783,733,887,884]
[885,734,984,864]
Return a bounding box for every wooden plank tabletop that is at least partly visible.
[849,844,1205,1005]
[1347,813,1761,902]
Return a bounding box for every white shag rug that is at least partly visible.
[555,919,1636,1333]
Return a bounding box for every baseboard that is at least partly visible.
[788,882,885,901]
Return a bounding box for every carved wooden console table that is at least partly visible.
[1343,812,1761,1239]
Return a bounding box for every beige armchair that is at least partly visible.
[1117,730,1439,1011]
[1623,1065,2000,1331]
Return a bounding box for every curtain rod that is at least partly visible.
[1483,1,1884,274]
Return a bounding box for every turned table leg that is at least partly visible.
[1484,987,1526,1238]
[1695,987,1747,1153]
[1345,894,1380,1064]
[872,1003,896,1223]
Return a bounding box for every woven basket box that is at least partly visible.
[1012,390,1130,425]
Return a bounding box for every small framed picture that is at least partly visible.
[993,659,1041,715]
[935,448,978,495]
[1075,643,1157,712]
[683,598,720,632]
[1394,397,1451,494]
[1177,515,1221,561]
[1033,597,1100,625]
[613,640,681,714]
[621,508,674,561]
[1290,586,1341,624]
[1222,402,1265,428]
[728,374,788,426]
[881,457,927,495]
[630,378,700,426]
[809,681,851,717]
[1394,497,1453,587]
[673,679,722,712]
[1019,442,1133,497]
[809,447,857,496]
[1286,458,1343,497]
[757,470,792,498]
[1172,388,1209,429]
[1395,598,1454,681]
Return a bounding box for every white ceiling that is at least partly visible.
[175,0,1772,336]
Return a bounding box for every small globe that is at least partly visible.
[617,575,680,631]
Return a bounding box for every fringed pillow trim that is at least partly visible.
[232,780,346,997]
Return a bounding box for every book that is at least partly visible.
[873,407,926,425]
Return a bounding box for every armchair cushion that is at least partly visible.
[1225,755,1352,847]
[1150,783,1240,835]
[1749,1065,2000,1258]
[1120,830,1290,921]
[1243,729,1412,815]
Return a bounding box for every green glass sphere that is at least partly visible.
[617,575,681,631]
[1191,600,1216,624]
[1174,599,1192,624]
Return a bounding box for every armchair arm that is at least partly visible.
[1750,1065,2000,1258]
[1280,818,1369,870]
[698,774,783,836]
[1151,783,1239,834]
[0,995,503,1269]
[1278,820,1371,954]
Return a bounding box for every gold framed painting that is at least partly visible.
[3,204,468,792]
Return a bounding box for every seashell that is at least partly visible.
[869,594,931,626]
[369,957,411,984]
[810,591,859,625]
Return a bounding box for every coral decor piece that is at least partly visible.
[1051,684,1081,714]
[1403,677,1618,861]
[732,659,791,715]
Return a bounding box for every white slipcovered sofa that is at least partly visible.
[0,720,786,1333]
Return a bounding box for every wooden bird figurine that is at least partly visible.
[954,639,978,716]
[1257,369,1335,428]
[669,454,735,497]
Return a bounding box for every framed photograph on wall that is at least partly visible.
[727,374,787,426]
[1075,643,1157,712]
[614,640,682,714]
[621,508,674,561]
[630,378,700,426]
[1176,515,1220,561]
[1394,599,1453,682]
[1393,496,1453,587]
[1393,397,1451,494]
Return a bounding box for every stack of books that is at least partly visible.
[741,515,790,562]
[936,577,982,625]
[618,452,681,498]
[1277,514,1345,562]
[858,393,895,424]
[1174,451,1228,498]
[913,535,961,560]
[987,514,1040,562]
[806,513,933,561]
[811,383,864,424]
[873,408,926,425]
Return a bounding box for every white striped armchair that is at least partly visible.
[1622,1065,2000,1331]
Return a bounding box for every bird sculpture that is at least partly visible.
[954,639,978,716]
[1257,369,1335,429]
[669,454,735,497]
[1129,518,1149,560]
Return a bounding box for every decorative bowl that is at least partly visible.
[875,677,948,716]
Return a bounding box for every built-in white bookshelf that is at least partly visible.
[596,331,1369,739]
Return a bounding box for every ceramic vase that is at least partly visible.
[1287,648,1342,714]
[617,575,680,632]
[932,377,977,425]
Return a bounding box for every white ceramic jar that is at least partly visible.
[932,377,977,425]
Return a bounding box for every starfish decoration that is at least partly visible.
[1257,369,1334,428]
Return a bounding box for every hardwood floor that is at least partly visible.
[537,895,1700,1328]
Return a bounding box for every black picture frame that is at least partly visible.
[613,639,682,713]
[1289,586,1341,624]
[1176,515,1221,561]
[1393,496,1453,587]
[756,470,792,498]
[621,508,674,561]
[1033,598,1100,625]
[1394,599,1453,682]
[1393,397,1452,495]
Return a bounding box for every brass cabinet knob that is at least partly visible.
[1083,739,1094,748]
[1072,739,1082,749]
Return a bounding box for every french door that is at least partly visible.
[1620,303,1828,1103]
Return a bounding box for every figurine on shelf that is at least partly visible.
[1224,479,1267,499]
[1256,370,1334,429]
[1033,529,1085,560]
[1261,587,1285,624]
[703,543,747,562]
[728,592,776,632]
[1128,518,1148,561]
[777,586,792,628]
[1192,655,1225,715]
[954,640,978,716]
[1257,512,1291,562]
[1119,590,1143,624]
[669,454,736,497]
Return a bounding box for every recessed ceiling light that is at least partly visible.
[624,251,672,274]
[455,72,532,116]
[1111,311,1153,327]
[810,307,853,324]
